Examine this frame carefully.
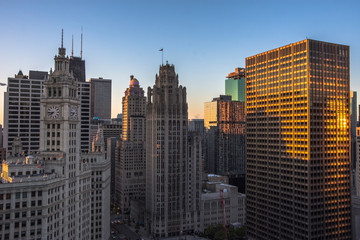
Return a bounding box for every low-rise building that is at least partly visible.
[201,182,245,231]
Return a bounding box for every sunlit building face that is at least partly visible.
[245,39,351,240]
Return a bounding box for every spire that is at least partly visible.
[71,35,74,57]
[58,29,66,57]
[61,29,64,48]
[80,27,83,59]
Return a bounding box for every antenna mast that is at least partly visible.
[80,27,83,59]
[61,29,64,48]
[71,35,74,57]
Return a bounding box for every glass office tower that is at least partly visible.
[246,39,351,239]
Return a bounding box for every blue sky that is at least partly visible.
[0,0,359,123]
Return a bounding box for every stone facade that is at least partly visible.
[0,36,110,240]
[146,63,201,237]
[119,76,146,213]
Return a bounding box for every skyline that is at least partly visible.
[1,0,360,124]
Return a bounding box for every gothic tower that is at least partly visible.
[146,63,200,237]
[118,75,146,213]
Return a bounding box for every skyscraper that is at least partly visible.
[225,67,245,102]
[70,56,86,82]
[3,70,47,154]
[246,39,351,239]
[0,32,110,240]
[89,78,112,121]
[118,75,146,213]
[146,63,201,237]
[69,32,86,82]
[203,95,246,177]
[78,81,91,151]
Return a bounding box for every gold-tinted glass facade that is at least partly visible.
[246,39,351,239]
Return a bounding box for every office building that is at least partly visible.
[146,63,202,237]
[0,124,3,147]
[70,56,86,82]
[107,137,118,203]
[3,70,47,154]
[246,39,351,239]
[225,67,245,102]
[201,182,245,230]
[81,128,111,239]
[356,127,360,196]
[101,122,122,150]
[188,119,205,136]
[89,78,112,121]
[4,73,91,154]
[114,139,122,204]
[351,91,357,170]
[78,82,91,151]
[352,196,360,240]
[204,95,246,177]
[118,75,146,213]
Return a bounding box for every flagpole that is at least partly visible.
[159,48,164,65]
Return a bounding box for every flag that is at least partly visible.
[159,48,163,51]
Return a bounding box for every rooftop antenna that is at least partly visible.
[80,27,83,59]
[71,35,74,57]
[61,29,64,48]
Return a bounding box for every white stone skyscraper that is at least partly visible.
[0,31,110,240]
[118,75,146,213]
[146,63,201,238]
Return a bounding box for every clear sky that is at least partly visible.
[0,0,359,125]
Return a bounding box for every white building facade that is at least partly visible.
[0,36,110,240]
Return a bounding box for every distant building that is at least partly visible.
[352,91,358,170]
[188,119,205,136]
[204,95,246,177]
[107,137,118,202]
[90,78,112,121]
[356,127,360,196]
[101,122,122,151]
[201,182,245,230]
[78,81,91,151]
[0,124,3,148]
[118,76,146,213]
[69,56,86,82]
[146,63,202,237]
[206,173,229,184]
[114,138,122,204]
[225,68,245,102]
[0,147,5,160]
[3,70,47,154]
[353,196,360,240]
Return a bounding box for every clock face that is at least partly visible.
[70,107,78,119]
[47,106,60,119]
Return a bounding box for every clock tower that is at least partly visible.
[38,30,88,239]
[40,30,80,161]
